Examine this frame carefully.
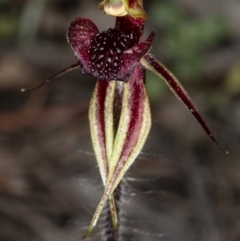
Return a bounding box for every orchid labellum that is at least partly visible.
[22,0,228,237]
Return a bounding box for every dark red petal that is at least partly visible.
[67,17,99,51]
[141,54,228,154]
[115,66,147,169]
[118,31,155,81]
[90,80,109,178]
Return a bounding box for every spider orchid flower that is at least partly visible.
[21,0,228,237]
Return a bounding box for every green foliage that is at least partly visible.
[225,63,240,96]
[149,1,228,82]
[0,1,18,39]
[146,71,167,102]
[0,15,17,39]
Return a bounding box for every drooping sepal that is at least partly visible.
[141,54,228,154]
[89,80,118,230]
[85,65,151,237]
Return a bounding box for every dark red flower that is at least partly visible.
[22,0,228,238]
[67,8,228,238]
[67,17,155,81]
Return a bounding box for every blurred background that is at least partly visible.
[0,0,240,241]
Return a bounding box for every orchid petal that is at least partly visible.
[84,65,151,237]
[141,54,228,154]
[89,80,112,183]
[117,31,155,81]
[89,80,118,230]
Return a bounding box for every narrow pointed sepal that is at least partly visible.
[89,80,119,230]
[89,80,114,184]
[85,65,151,237]
[141,54,228,154]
